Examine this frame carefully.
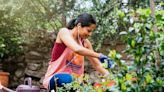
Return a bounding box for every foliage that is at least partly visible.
[0,0,75,30]
[0,8,23,62]
[0,0,76,45]
[0,0,76,61]
[116,8,164,91]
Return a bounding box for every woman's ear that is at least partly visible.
[77,23,81,28]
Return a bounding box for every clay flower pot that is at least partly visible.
[94,80,116,87]
[94,80,116,92]
[0,72,10,87]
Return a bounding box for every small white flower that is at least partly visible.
[102,79,105,82]
[51,90,55,92]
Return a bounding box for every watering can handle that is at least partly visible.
[24,77,32,87]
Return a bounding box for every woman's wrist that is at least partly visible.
[94,52,101,58]
[103,70,109,77]
[98,53,101,58]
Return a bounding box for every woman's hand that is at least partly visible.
[99,53,112,68]
[0,82,3,89]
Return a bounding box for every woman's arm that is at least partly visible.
[58,28,101,58]
[83,39,109,76]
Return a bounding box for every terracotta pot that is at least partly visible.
[94,80,116,92]
[94,80,116,88]
[0,72,10,87]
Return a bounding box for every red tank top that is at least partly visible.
[51,39,84,62]
[51,43,66,62]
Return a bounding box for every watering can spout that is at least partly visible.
[0,82,15,92]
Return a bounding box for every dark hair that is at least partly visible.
[67,13,96,29]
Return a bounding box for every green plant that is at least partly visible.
[117,8,164,91]
[0,9,23,62]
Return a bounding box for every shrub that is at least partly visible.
[0,9,23,62]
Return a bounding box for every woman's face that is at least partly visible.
[79,24,96,39]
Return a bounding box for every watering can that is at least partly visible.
[0,77,40,92]
[16,77,40,92]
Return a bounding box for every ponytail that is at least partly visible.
[67,18,76,30]
[67,13,96,30]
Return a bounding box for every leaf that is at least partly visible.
[131,40,135,48]
[135,29,140,33]
[83,74,89,81]
[109,50,116,59]
[156,78,162,86]
[119,31,127,35]
[116,10,125,18]
[0,44,5,48]
[126,73,132,80]
[136,36,143,43]
[137,48,142,55]
[116,54,122,59]
[127,38,132,46]
[101,62,108,68]
[135,56,140,64]
[145,74,152,84]
[160,42,164,50]
[128,27,134,33]
[145,9,151,15]
[97,88,103,92]
[121,83,126,91]
[149,30,155,39]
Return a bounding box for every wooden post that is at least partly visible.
[149,0,160,67]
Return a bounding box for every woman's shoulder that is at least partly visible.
[56,28,71,43]
[59,28,70,32]
[58,28,71,35]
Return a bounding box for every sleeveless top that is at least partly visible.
[43,33,85,89]
[51,43,66,62]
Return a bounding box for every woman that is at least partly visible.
[43,13,112,91]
